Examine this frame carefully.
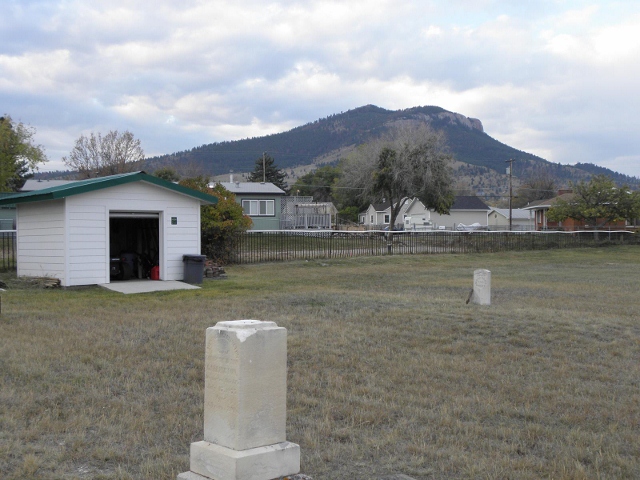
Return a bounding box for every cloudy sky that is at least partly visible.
[2,0,639,177]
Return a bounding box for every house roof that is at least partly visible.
[362,195,489,215]
[217,182,286,195]
[489,208,531,220]
[523,193,575,210]
[20,179,75,191]
[450,196,490,210]
[0,171,219,206]
[371,202,391,212]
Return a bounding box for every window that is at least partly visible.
[383,214,390,224]
[242,199,275,216]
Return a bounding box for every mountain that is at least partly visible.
[145,105,638,189]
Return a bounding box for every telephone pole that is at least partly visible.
[505,159,515,230]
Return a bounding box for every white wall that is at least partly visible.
[16,200,66,282]
[164,205,200,280]
[430,210,489,229]
[66,204,108,286]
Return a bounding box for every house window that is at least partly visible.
[383,214,390,224]
[370,215,374,224]
[242,199,275,216]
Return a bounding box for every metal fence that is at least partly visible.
[1,229,634,269]
[226,229,637,264]
[0,230,16,270]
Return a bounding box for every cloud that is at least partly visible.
[1,0,639,177]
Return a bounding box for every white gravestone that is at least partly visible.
[178,320,300,480]
[471,269,491,305]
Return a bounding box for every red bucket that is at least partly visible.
[150,266,160,280]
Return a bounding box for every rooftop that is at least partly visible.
[0,172,219,206]
[216,181,286,195]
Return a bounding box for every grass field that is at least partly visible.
[1,247,639,479]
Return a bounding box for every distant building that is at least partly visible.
[523,191,627,230]
[216,181,286,231]
[280,196,337,229]
[487,208,534,230]
[359,196,490,230]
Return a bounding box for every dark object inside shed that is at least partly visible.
[110,217,159,280]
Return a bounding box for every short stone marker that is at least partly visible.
[470,269,491,305]
[178,320,300,480]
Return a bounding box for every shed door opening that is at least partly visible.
[109,212,159,281]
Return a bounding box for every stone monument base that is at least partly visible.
[178,440,300,480]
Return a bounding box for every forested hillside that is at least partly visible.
[137,104,635,189]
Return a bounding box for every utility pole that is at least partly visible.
[505,159,515,231]
[262,152,266,183]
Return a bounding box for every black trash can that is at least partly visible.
[183,254,206,284]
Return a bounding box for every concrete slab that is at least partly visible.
[99,280,200,294]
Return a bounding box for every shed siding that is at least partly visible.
[165,206,200,279]
[16,200,66,282]
[66,204,107,285]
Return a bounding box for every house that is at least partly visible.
[360,196,490,230]
[0,193,16,230]
[523,191,626,230]
[0,172,219,286]
[402,198,433,231]
[487,208,534,230]
[216,181,286,230]
[280,196,337,229]
[429,196,490,229]
[359,199,411,229]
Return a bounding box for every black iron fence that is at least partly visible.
[223,229,637,264]
[0,230,16,270]
[1,229,634,269]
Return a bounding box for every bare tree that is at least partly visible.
[63,130,144,178]
[340,123,455,236]
[514,169,557,208]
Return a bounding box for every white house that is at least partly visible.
[402,198,433,231]
[429,196,490,229]
[360,196,490,230]
[487,208,534,230]
[0,172,219,287]
[359,199,411,229]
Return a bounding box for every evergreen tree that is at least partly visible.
[247,154,288,193]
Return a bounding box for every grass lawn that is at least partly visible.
[1,246,639,479]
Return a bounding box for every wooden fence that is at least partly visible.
[225,229,637,264]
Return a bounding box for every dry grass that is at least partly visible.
[1,247,639,479]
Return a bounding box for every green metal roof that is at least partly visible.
[0,172,219,206]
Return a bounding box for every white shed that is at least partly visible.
[0,172,218,286]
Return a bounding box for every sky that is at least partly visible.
[2,0,639,178]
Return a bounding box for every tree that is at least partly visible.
[291,165,341,202]
[178,177,252,263]
[63,130,144,178]
[547,175,640,229]
[0,115,47,191]
[153,166,180,182]
[514,169,557,208]
[339,123,455,236]
[247,154,288,193]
